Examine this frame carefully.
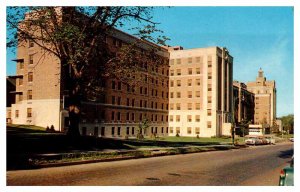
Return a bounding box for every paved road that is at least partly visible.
[7,142,293,186]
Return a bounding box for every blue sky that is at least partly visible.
[6,6,294,117]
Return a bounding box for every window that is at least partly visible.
[170,103,174,110]
[126,112,130,121]
[27,108,32,118]
[112,81,115,89]
[144,87,147,95]
[187,115,192,122]
[187,127,192,134]
[162,91,164,98]
[208,55,212,67]
[196,91,200,98]
[161,103,164,110]
[176,115,180,122]
[132,127,135,135]
[118,127,121,135]
[126,127,130,135]
[19,78,23,86]
[144,100,147,108]
[28,72,33,82]
[208,84,212,91]
[195,103,200,110]
[112,127,115,135]
[170,80,174,87]
[139,113,143,121]
[195,127,200,134]
[207,121,212,128]
[131,99,135,107]
[176,59,181,64]
[196,68,201,74]
[188,91,192,98]
[170,115,173,122]
[176,127,180,134]
[208,96,212,103]
[188,57,192,63]
[15,110,19,118]
[27,90,32,100]
[117,82,121,90]
[208,72,212,79]
[140,100,143,107]
[188,68,192,75]
[19,62,24,69]
[117,97,121,105]
[29,54,34,64]
[170,59,174,65]
[207,109,212,116]
[131,113,135,121]
[170,70,174,76]
[117,112,121,121]
[170,127,174,134]
[161,127,164,133]
[188,103,192,110]
[176,92,181,98]
[195,57,201,63]
[155,102,158,109]
[111,111,115,120]
[170,92,174,98]
[176,80,181,87]
[196,79,200,86]
[111,96,115,105]
[140,87,143,94]
[127,98,130,106]
[188,79,192,86]
[176,103,181,110]
[176,69,181,75]
[195,115,200,122]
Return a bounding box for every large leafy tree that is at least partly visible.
[7,6,169,138]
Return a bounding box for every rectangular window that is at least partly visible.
[188,91,192,98]
[196,68,201,74]
[176,92,181,98]
[170,80,174,87]
[112,127,115,135]
[27,90,32,100]
[117,127,121,136]
[207,121,212,128]
[27,108,32,118]
[111,111,115,121]
[112,96,115,105]
[29,54,33,64]
[170,115,173,122]
[170,127,174,134]
[207,109,212,116]
[126,112,130,121]
[28,72,33,82]
[131,113,135,121]
[188,68,192,75]
[196,91,200,98]
[187,127,192,134]
[208,96,212,103]
[176,115,180,122]
[170,59,174,65]
[176,59,181,64]
[176,69,181,75]
[208,84,212,91]
[19,62,24,69]
[117,112,121,121]
[176,80,181,87]
[15,110,19,118]
[195,115,200,122]
[188,79,192,86]
[187,115,192,122]
[19,78,23,86]
[195,127,200,134]
[170,70,174,76]
[117,97,121,105]
[196,79,200,86]
[188,103,192,110]
[176,103,181,110]
[195,57,201,63]
[170,92,174,98]
[208,72,212,79]
[188,57,192,63]
[196,103,200,110]
[170,103,174,110]
[132,99,135,107]
[127,98,130,106]
[126,127,130,135]
[132,127,135,135]
[112,81,115,89]
[176,127,180,134]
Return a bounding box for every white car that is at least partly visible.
[245,137,262,145]
[265,136,276,144]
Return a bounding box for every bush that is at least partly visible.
[50,125,55,132]
[176,133,180,137]
[196,134,199,139]
[46,126,50,132]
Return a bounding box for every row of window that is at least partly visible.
[170,68,201,76]
[170,79,201,87]
[15,108,32,118]
[169,56,212,65]
[169,115,201,122]
[111,96,168,110]
[169,103,201,110]
[18,73,33,85]
[111,111,168,122]
[170,91,203,98]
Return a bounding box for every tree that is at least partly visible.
[7,6,169,138]
[137,118,149,139]
[280,114,294,134]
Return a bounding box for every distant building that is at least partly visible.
[6,77,16,123]
[168,46,233,137]
[247,68,276,127]
[233,81,255,125]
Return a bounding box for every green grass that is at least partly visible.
[7,123,46,131]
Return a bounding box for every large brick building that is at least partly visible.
[246,68,276,127]
[7,8,236,138]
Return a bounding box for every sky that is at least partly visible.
[6,6,294,117]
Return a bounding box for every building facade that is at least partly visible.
[233,81,255,125]
[167,46,233,137]
[246,68,276,127]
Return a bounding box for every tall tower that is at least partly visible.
[246,68,276,127]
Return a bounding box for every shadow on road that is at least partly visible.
[278,148,293,159]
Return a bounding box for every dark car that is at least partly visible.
[279,156,294,186]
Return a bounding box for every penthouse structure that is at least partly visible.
[246,68,276,127]
[167,46,233,137]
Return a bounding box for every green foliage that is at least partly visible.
[279,114,294,133]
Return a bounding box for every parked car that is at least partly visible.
[245,137,262,145]
[279,156,294,186]
[289,138,294,142]
[258,136,268,145]
[265,135,276,144]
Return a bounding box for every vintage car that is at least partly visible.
[245,136,263,145]
[265,135,276,144]
[279,156,294,186]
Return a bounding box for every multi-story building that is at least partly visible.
[9,8,169,138]
[233,81,255,124]
[246,68,276,127]
[167,46,233,137]
[6,77,16,123]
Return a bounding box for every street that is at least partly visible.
[7,142,293,186]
